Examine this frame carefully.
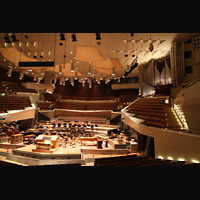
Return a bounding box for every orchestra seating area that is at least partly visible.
[118,94,137,102]
[1,81,37,94]
[61,95,115,101]
[45,93,137,103]
[38,102,52,110]
[0,95,32,113]
[94,154,200,166]
[54,102,87,110]
[38,100,128,111]
[43,93,61,101]
[128,98,167,128]
[0,84,5,94]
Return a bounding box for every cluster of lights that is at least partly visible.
[158,155,199,164]
[173,104,188,130]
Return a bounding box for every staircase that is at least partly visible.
[165,104,185,131]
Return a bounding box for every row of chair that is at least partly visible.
[94,154,197,166]
[60,95,116,101]
[0,95,32,112]
[44,93,61,101]
[45,93,137,103]
[1,81,37,94]
[38,101,123,111]
[54,102,87,110]
[129,107,166,114]
[128,97,167,129]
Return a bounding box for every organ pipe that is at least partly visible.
[170,42,185,88]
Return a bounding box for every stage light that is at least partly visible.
[60,33,65,41]
[59,65,62,74]
[33,52,37,58]
[75,71,78,80]
[71,33,77,42]
[25,35,28,39]
[40,52,44,58]
[11,33,19,42]
[8,66,12,77]
[96,33,101,40]
[112,68,115,75]
[71,63,74,72]
[41,68,45,75]
[89,79,92,88]
[4,34,12,43]
[88,66,91,74]
[34,73,37,81]
[131,33,134,36]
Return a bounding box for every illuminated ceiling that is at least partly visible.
[0,33,195,81]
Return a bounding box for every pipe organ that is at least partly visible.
[170,42,185,87]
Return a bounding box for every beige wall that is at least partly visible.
[121,108,200,163]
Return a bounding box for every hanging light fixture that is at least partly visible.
[34,73,37,81]
[75,71,78,80]
[41,68,45,75]
[88,66,91,74]
[63,77,65,85]
[33,52,37,58]
[112,67,115,75]
[60,33,65,41]
[71,77,74,86]
[59,65,62,74]
[4,34,12,43]
[71,33,77,42]
[11,33,19,42]
[71,63,74,72]
[54,76,57,84]
[89,79,92,88]
[40,52,44,58]
[19,70,24,80]
[8,66,12,77]
[96,33,101,40]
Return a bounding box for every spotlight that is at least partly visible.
[59,65,62,74]
[4,34,12,43]
[60,33,65,41]
[40,52,44,58]
[33,52,37,58]
[25,35,28,39]
[131,33,134,36]
[96,33,101,40]
[11,33,19,42]
[71,33,77,42]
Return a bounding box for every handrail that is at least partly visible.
[184,77,200,89]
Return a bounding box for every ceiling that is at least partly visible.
[0,33,196,82]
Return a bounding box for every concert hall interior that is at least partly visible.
[0,33,200,166]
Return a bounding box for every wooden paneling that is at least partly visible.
[54,79,115,98]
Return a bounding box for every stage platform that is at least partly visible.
[11,145,84,166]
